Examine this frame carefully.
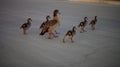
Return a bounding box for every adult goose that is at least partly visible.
[40,9,60,39]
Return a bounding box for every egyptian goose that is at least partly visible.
[40,9,60,39]
[20,18,32,35]
[78,17,88,33]
[63,26,77,43]
[53,9,61,34]
[89,16,97,30]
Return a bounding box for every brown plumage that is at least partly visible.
[20,18,32,35]
[40,15,50,29]
[40,9,60,39]
[63,26,77,43]
[78,17,88,33]
[89,16,97,30]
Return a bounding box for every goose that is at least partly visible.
[20,18,32,35]
[78,17,88,33]
[40,9,60,39]
[40,15,50,29]
[89,16,97,30]
[63,26,77,43]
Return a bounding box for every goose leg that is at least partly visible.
[71,38,74,43]
[83,28,87,32]
[80,27,84,33]
[92,25,95,30]
[63,39,65,43]
[52,33,58,38]
[63,36,66,43]
[48,33,52,39]
[93,25,95,30]
[80,27,82,33]
[83,26,87,32]
[23,29,26,35]
[55,30,59,34]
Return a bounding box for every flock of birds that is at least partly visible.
[20,9,97,43]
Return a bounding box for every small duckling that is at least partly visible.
[20,18,32,35]
[63,26,77,43]
[89,16,97,30]
[78,17,88,33]
[40,15,51,29]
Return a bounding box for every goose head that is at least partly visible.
[84,17,88,20]
[53,9,61,17]
[46,15,51,20]
[73,26,77,31]
[95,16,97,19]
[27,18,32,22]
